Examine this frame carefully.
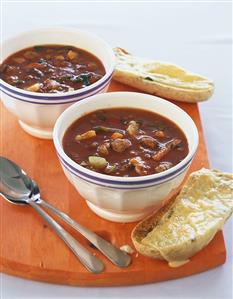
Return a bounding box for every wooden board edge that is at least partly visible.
[0,232,226,287]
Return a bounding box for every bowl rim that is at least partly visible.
[53,91,199,184]
[0,26,115,100]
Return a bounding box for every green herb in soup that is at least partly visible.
[62,108,189,177]
[0,45,105,93]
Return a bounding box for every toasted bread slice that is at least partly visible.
[113,48,214,103]
[131,168,233,267]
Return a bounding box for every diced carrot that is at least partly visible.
[67,50,78,60]
[111,132,123,139]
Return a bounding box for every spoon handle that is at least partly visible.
[39,199,131,268]
[28,200,104,273]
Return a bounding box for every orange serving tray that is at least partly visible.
[0,81,226,286]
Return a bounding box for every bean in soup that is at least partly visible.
[0,45,105,93]
[63,108,189,177]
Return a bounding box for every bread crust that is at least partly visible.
[131,169,233,263]
[113,48,214,103]
[131,195,176,259]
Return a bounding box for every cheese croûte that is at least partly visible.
[113,48,214,103]
[132,168,233,267]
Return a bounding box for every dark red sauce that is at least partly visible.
[63,108,189,177]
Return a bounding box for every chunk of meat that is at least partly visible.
[43,79,73,92]
[155,161,173,173]
[126,120,139,136]
[140,136,157,149]
[129,157,148,176]
[75,130,96,141]
[154,130,166,138]
[44,79,60,90]
[152,139,181,161]
[111,138,132,153]
[97,142,110,156]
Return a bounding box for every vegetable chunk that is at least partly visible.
[111,138,132,153]
[75,130,96,141]
[88,156,107,169]
[126,120,139,136]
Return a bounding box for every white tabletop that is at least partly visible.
[1,1,232,299]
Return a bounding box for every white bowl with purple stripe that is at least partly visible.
[0,27,115,139]
[53,92,199,223]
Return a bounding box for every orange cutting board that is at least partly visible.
[0,81,226,286]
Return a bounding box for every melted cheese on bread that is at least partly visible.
[141,168,233,265]
[114,48,214,91]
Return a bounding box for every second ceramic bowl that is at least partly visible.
[0,27,115,139]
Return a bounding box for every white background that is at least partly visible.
[1,1,232,299]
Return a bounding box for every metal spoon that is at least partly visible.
[0,157,104,273]
[0,157,131,268]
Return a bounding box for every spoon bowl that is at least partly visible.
[0,157,33,204]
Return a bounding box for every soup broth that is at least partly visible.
[63,108,189,177]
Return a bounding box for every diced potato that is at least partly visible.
[67,50,78,60]
[75,130,96,141]
[25,83,42,92]
[111,132,124,139]
[88,156,107,169]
